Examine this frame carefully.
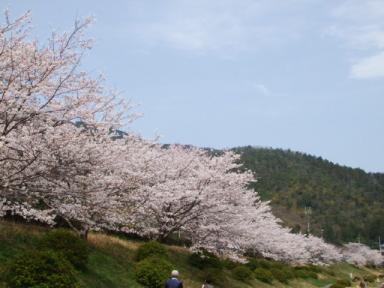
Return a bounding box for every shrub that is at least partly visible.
[282,267,296,279]
[363,274,377,282]
[294,270,316,279]
[222,258,238,270]
[305,265,323,273]
[4,250,79,288]
[39,228,89,269]
[188,250,222,270]
[331,279,351,288]
[294,268,318,279]
[271,268,293,284]
[246,258,273,270]
[337,279,352,286]
[325,268,336,276]
[134,256,173,288]
[200,268,225,285]
[330,284,346,288]
[254,268,274,283]
[136,241,168,261]
[269,261,286,270]
[232,266,253,281]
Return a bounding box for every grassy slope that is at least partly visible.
[0,220,383,288]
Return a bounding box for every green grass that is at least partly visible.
[0,220,383,288]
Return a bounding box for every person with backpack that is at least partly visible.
[165,270,183,288]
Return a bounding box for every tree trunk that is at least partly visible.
[79,225,89,240]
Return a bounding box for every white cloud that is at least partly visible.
[252,83,270,96]
[327,0,384,79]
[331,0,384,22]
[351,52,384,79]
[125,0,317,55]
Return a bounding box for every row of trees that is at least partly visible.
[0,12,382,266]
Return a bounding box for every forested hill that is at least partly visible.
[232,146,384,247]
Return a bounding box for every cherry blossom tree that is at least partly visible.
[0,11,130,206]
[127,147,253,239]
[125,145,343,265]
[3,121,161,238]
[0,11,138,234]
[342,243,383,267]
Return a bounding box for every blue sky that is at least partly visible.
[2,0,384,172]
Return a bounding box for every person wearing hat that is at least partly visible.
[165,270,183,288]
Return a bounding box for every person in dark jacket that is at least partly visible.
[165,270,183,288]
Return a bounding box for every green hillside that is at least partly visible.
[0,220,383,288]
[233,146,384,247]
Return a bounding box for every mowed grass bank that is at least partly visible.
[0,220,383,288]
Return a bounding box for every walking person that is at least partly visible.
[165,270,183,288]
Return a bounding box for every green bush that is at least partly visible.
[246,258,273,270]
[134,256,173,288]
[39,228,89,269]
[188,250,222,270]
[200,268,225,285]
[271,268,294,284]
[330,279,351,288]
[4,250,79,288]
[337,279,352,286]
[294,268,318,279]
[305,265,323,273]
[232,266,253,281]
[363,274,377,282]
[254,268,274,283]
[269,261,286,270]
[136,241,168,261]
[222,258,238,270]
[325,268,336,276]
[282,267,296,279]
[330,284,345,288]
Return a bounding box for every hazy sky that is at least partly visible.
[2,0,384,172]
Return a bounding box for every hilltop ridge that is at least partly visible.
[233,146,384,247]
